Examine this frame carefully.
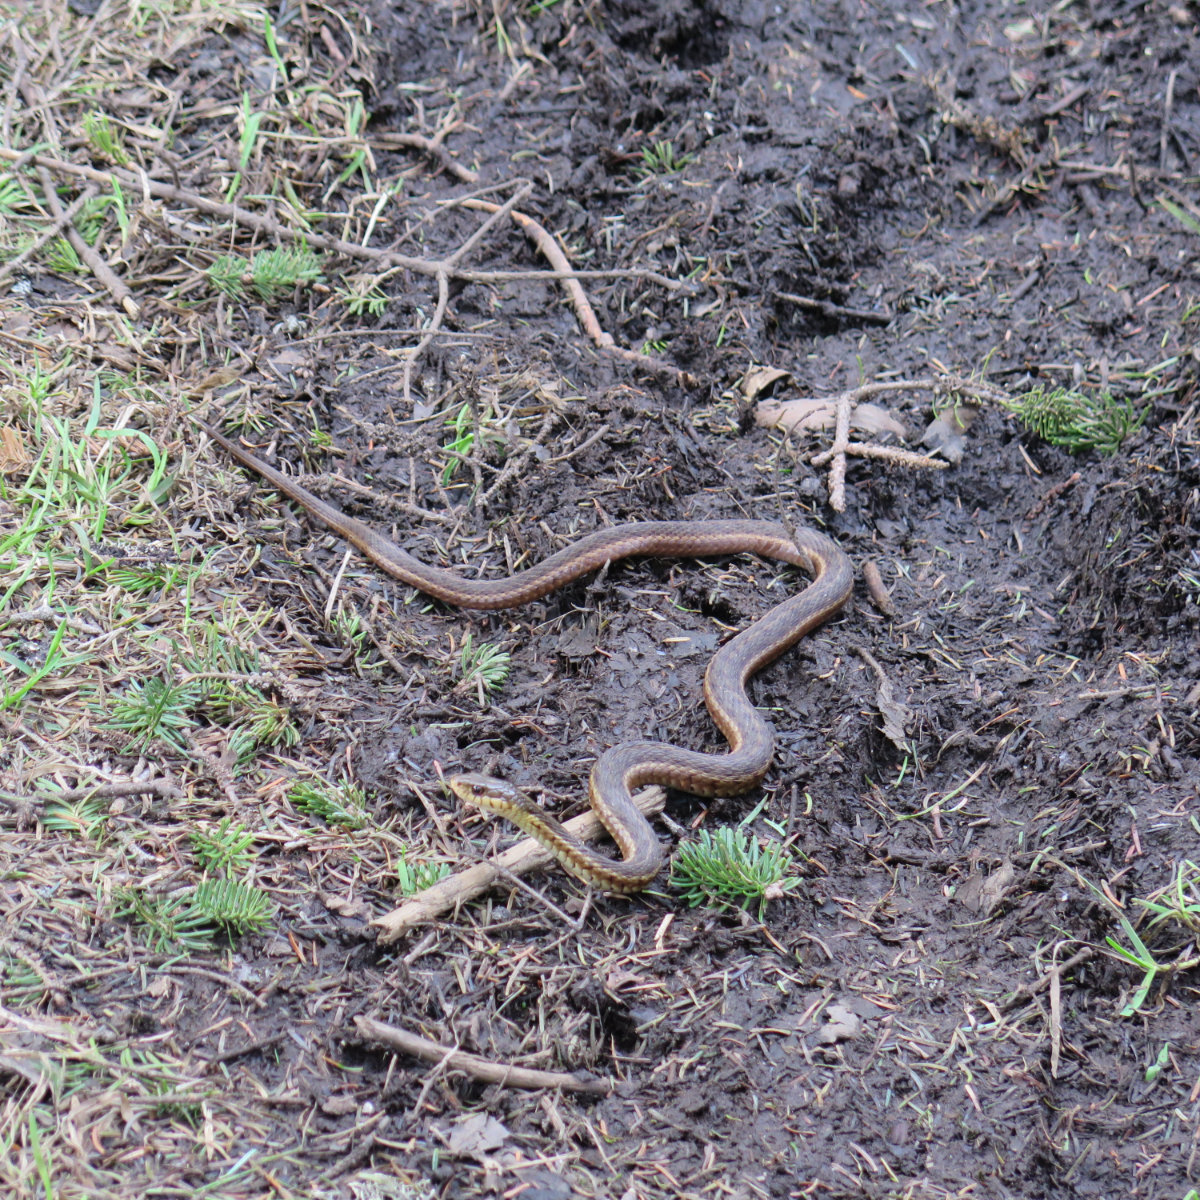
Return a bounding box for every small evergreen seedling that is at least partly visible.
[1003,386,1145,456]
[190,878,274,936]
[191,818,255,874]
[457,633,511,697]
[671,826,799,919]
[289,779,367,828]
[106,677,201,750]
[207,244,323,305]
[114,888,217,953]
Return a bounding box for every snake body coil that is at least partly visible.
[202,421,853,892]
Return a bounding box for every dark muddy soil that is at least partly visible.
[258,3,1199,1195]
[219,1,1200,1196]
[14,1,1200,1197]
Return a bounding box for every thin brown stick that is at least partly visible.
[862,559,895,617]
[0,184,96,286]
[777,291,892,326]
[0,777,180,807]
[370,132,478,183]
[1024,471,1081,521]
[371,786,665,943]
[353,1015,613,1094]
[825,393,852,511]
[763,375,1004,511]
[4,603,103,634]
[1001,946,1096,1009]
[402,183,533,403]
[21,91,138,317]
[461,198,699,389]
[462,198,613,347]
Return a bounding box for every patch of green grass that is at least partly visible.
[1,620,89,712]
[637,140,696,178]
[0,952,48,1009]
[1077,868,1200,1016]
[1158,195,1200,236]
[82,110,129,165]
[45,237,82,274]
[1,373,171,579]
[329,604,383,675]
[671,825,799,919]
[226,90,266,202]
[235,693,300,753]
[41,795,107,840]
[0,172,37,217]
[1137,859,1200,934]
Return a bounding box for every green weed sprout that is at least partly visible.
[638,141,696,177]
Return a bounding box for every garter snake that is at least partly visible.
[200,420,853,892]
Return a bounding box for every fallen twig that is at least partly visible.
[0,183,96,287]
[371,785,665,943]
[370,131,478,184]
[32,163,138,317]
[1001,946,1096,1010]
[402,183,533,403]
[777,290,892,326]
[861,559,895,617]
[4,603,104,634]
[0,777,181,808]
[15,71,140,318]
[461,198,700,389]
[1024,471,1081,522]
[762,374,1007,512]
[353,1015,613,1094]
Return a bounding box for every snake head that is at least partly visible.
[447,772,528,812]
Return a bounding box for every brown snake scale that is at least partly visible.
[201,420,853,892]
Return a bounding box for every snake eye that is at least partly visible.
[448,771,503,802]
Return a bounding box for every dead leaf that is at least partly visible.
[815,1003,862,1045]
[741,365,792,401]
[447,1112,510,1159]
[856,647,912,753]
[320,1092,359,1116]
[957,861,1017,915]
[755,397,836,431]
[921,403,980,464]
[756,398,909,440]
[0,427,30,475]
[191,365,245,393]
[321,893,370,920]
